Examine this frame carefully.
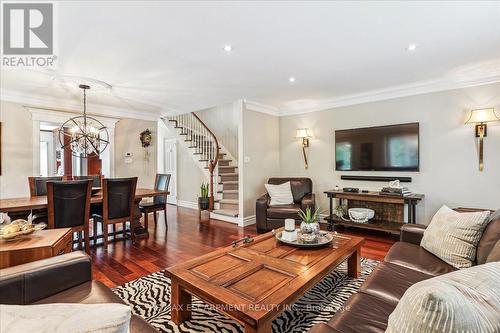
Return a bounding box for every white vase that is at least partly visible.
[300,221,320,243]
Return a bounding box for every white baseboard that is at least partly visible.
[176,200,198,210]
[210,212,240,225]
[242,215,256,227]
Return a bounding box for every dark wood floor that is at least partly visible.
[90,205,396,288]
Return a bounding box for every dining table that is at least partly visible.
[0,188,168,241]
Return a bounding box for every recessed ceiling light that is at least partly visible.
[223,45,233,52]
[406,44,418,51]
[289,77,296,83]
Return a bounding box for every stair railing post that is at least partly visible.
[208,161,214,211]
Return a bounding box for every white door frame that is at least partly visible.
[163,138,177,205]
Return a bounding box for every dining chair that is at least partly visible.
[139,174,171,230]
[74,175,103,188]
[28,176,64,196]
[46,180,92,254]
[28,176,65,224]
[92,177,138,247]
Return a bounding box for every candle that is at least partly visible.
[285,219,295,232]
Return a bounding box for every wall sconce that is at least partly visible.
[296,128,313,169]
[465,108,499,171]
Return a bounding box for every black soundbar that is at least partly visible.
[340,175,412,183]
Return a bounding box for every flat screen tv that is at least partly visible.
[335,123,419,171]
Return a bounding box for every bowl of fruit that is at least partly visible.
[0,220,47,240]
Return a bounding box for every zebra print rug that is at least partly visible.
[113,258,378,333]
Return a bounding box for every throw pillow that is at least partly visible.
[386,262,500,333]
[265,182,294,206]
[421,205,491,268]
[0,303,131,333]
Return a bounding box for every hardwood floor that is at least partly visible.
[90,205,396,288]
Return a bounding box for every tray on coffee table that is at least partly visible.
[274,230,335,247]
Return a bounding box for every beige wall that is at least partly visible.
[176,140,205,203]
[0,101,33,198]
[279,83,500,224]
[242,109,280,217]
[0,101,159,197]
[114,118,157,188]
[157,122,205,203]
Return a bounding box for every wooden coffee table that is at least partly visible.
[166,230,364,332]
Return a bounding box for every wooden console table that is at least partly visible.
[324,190,424,234]
[0,228,73,268]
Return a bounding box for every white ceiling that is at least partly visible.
[1,1,500,118]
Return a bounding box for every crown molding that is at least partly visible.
[3,73,499,120]
[279,74,500,116]
[244,100,281,116]
[27,107,120,129]
[0,88,161,121]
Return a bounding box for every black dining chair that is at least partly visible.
[28,176,64,224]
[74,175,103,188]
[29,176,64,196]
[92,177,138,247]
[46,180,92,253]
[140,173,171,230]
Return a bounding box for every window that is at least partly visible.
[40,141,49,176]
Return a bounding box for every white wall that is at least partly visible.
[242,108,281,217]
[196,101,241,159]
[114,118,157,188]
[157,120,205,205]
[0,101,33,198]
[279,83,500,224]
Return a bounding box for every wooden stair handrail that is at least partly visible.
[191,112,220,211]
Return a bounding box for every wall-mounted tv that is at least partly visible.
[335,123,419,172]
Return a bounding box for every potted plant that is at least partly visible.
[198,183,210,210]
[298,206,321,243]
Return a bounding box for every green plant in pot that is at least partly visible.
[198,183,210,210]
[298,206,321,243]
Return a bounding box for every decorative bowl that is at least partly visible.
[348,208,375,223]
[0,220,47,241]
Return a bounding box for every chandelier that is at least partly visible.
[58,84,109,158]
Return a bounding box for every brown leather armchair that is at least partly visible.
[256,177,315,233]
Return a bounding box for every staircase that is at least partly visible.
[164,113,239,218]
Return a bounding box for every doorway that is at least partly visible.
[163,138,177,204]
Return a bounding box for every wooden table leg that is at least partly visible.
[244,320,272,333]
[347,248,361,278]
[327,194,333,231]
[171,280,192,325]
[131,199,148,240]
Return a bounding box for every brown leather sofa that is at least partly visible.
[308,209,500,333]
[256,177,315,233]
[0,251,156,333]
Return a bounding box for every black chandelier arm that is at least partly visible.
[60,136,82,149]
[86,136,100,154]
[96,137,110,144]
[70,118,86,134]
